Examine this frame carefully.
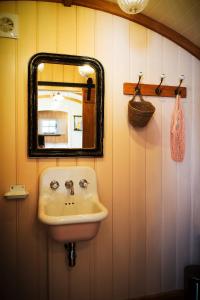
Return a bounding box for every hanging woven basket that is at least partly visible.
[128,93,155,127]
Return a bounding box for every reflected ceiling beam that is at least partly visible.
[64,97,82,103]
[11,0,200,59]
[38,94,82,103]
[37,86,82,93]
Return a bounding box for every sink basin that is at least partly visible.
[38,166,108,242]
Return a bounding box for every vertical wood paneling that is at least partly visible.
[51,5,77,300]
[77,7,95,57]
[145,29,163,295]
[191,57,200,264]
[16,2,43,300]
[36,3,61,300]
[70,7,96,300]
[176,48,193,288]
[0,2,200,300]
[112,16,130,300]
[94,11,113,300]
[36,4,58,169]
[57,5,77,55]
[129,22,147,298]
[0,3,17,299]
[56,4,77,170]
[161,38,179,292]
[0,3,16,193]
[76,6,95,169]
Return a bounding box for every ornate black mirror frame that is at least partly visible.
[28,52,104,157]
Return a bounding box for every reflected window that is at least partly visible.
[41,119,57,134]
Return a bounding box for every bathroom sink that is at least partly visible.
[38,166,108,242]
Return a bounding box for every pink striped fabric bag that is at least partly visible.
[170,94,185,162]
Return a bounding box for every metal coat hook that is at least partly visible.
[135,72,143,94]
[155,74,166,95]
[175,75,185,95]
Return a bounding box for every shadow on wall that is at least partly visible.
[129,113,161,147]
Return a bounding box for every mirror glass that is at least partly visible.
[28,53,104,157]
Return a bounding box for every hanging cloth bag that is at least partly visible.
[170,94,185,161]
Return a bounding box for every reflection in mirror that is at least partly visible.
[37,63,96,149]
[28,53,104,157]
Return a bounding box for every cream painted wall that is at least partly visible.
[0,2,200,300]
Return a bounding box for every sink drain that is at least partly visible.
[64,242,76,267]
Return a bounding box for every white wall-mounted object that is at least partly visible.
[0,13,19,39]
[38,166,108,242]
[4,185,29,199]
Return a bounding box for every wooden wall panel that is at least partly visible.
[0,2,200,300]
[161,38,179,292]
[52,5,77,300]
[176,48,193,288]
[56,3,77,172]
[129,22,147,299]
[69,7,96,300]
[112,16,130,300]
[0,3,17,300]
[0,3,16,193]
[145,30,163,295]
[16,2,43,300]
[94,11,113,300]
[191,57,200,264]
[36,3,65,300]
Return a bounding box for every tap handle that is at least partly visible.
[79,179,89,188]
[50,180,59,190]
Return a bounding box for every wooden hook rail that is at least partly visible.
[123,83,187,98]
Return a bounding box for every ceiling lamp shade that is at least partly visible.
[117,0,149,14]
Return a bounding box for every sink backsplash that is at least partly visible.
[39,166,97,195]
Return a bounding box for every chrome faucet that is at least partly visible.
[65,180,74,195]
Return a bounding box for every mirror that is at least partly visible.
[28,53,104,157]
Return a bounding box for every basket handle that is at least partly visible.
[131,92,145,102]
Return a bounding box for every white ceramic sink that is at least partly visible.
[38,166,108,242]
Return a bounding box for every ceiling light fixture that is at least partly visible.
[117,0,149,14]
[52,92,64,102]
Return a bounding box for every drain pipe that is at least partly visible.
[64,242,76,267]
